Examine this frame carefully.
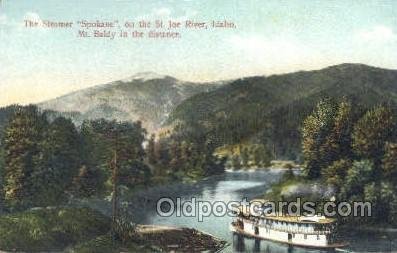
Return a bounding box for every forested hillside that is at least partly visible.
[168,64,397,160]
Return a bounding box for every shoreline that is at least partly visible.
[137,225,228,252]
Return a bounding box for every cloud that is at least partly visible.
[356,25,396,43]
[138,7,197,22]
[0,14,7,25]
[227,35,335,75]
[153,7,172,17]
[230,35,315,64]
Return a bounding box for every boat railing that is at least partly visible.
[242,219,333,235]
[263,225,333,235]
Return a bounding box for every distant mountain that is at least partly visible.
[39,72,227,132]
[168,64,397,159]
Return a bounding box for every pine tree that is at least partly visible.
[31,117,81,205]
[72,165,105,198]
[180,141,191,171]
[168,141,180,171]
[3,106,47,209]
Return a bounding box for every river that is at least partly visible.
[125,170,397,252]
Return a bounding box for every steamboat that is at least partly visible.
[230,199,348,249]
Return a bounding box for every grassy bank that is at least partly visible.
[0,207,227,252]
[71,234,152,253]
[0,207,109,252]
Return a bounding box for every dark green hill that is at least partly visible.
[168,64,397,159]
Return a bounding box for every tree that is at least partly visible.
[231,154,241,170]
[352,106,396,166]
[388,196,397,226]
[321,100,353,165]
[251,144,272,167]
[240,147,249,168]
[0,146,4,212]
[382,142,397,180]
[322,159,352,189]
[302,99,337,179]
[31,117,82,205]
[147,134,156,165]
[168,140,180,171]
[118,161,152,187]
[77,119,147,194]
[72,165,105,198]
[3,106,48,209]
[340,160,374,199]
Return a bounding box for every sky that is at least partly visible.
[0,0,397,106]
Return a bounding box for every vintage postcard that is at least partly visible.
[0,0,396,252]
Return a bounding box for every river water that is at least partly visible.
[127,170,397,252]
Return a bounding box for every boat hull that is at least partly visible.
[230,223,348,249]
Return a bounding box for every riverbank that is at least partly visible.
[0,207,227,252]
[137,225,227,252]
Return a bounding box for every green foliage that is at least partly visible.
[388,197,397,226]
[32,117,82,206]
[113,216,137,245]
[303,99,354,179]
[74,119,148,196]
[72,234,119,253]
[3,105,48,209]
[71,234,151,253]
[217,143,272,169]
[322,100,354,163]
[340,160,374,199]
[231,154,241,170]
[72,165,106,198]
[300,100,397,225]
[118,161,151,188]
[0,207,110,252]
[322,159,352,188]
[240,147,249,168]
[148,126,225,180]
[352,106,396,163]
[252,144,272,167]
[169,64,397,160]
[0,106,150,208]
[264,174,307,202]
[146,134,156,165]
[302,99,338,179]
[382,142,397,180]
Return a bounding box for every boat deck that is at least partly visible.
[230,224,349,249]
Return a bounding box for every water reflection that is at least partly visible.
[124,170,397,252]
[232,233,329,253]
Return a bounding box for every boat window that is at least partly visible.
[317,235,320,240]
[304,234,307,240]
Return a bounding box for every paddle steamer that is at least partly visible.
[230,199,347,249]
